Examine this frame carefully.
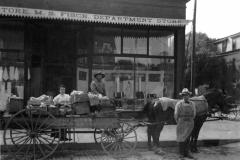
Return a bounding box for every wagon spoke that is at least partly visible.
[113,143,119,155]
[123,136,136,139]
[13,119,28,130]
[20,113,31,130]
[38,123,54,132]
[120,142,127,153]
[11,130,28,134]
[122,140,134,149]
[24,138,32,158]
[13,136,29,146]
[6,135,27,140]
[107,129,116,137]
[34,111,42,131]
[33,138,36,160]
[36,138,46,157]
[119,142,122,155]
[14,137,30,156]
[112,128,117,136]
[38,135,54,145]
[31,112,34,131]
[108,142,117,153]
[37,137,54,151]
[36,116,50,132]
[104,140,116,149]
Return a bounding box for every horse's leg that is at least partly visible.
[190,126,197,152]
[154,123,164,147]
[152,102,168,155]
[147,125,153,150]
[191,115,207,153]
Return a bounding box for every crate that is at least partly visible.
[27,106,48,116]
[72,101,90,115]
[28,100,53,106]
[48,106,59,116]
[9,98,24,113]
[70,94,89,103]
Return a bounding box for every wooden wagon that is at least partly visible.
[1,107,141,160]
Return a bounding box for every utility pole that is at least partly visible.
[191,0,197,96]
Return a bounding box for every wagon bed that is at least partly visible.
[2,108,139,160]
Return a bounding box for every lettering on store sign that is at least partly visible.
[0,6,190,26]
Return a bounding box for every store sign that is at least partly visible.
[0,6,191,26]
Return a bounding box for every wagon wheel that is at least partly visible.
[3,108,61,160]
[101,121,137,158]
[10,129,57,150]
[94,128,104,143]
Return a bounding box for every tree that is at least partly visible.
[184,32,227,89]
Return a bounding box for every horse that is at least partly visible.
[142,89,228,155]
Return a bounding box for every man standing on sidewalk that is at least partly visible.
[174,88,196,159]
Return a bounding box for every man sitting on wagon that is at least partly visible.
[90,71,106,113]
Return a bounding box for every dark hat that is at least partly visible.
[179,88,192,96]
[94,71,105,78]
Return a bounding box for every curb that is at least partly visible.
[1,139,240,152]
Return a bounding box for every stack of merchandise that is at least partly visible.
[28,95,53,115]
[88,93,100,106]
[70,90,90,114]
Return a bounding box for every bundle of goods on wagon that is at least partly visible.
[70,90,117,117]
[27,95,56,116]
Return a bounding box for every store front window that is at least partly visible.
[91,26,175,110]
[94,27,121,54]
[123,29,147,54]
[91,55,174,110]
[0,21,24,110]
[149,30,174,56]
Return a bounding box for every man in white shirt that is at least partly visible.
[174,88,196,159]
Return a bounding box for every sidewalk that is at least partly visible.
[1,119,240,152]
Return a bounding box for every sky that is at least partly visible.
[186,0,240,39]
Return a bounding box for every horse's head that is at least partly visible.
[203,89,228,114]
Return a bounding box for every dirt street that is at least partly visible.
[1,142,240,160]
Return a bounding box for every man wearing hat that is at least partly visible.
[90,71,106,113]
[90,71,106,96]
[174,88,196,159]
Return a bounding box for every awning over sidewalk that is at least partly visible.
[0,6,191,26]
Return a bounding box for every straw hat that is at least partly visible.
[179,88,192,96]
[94,71,105,78]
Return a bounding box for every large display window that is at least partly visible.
[123,29,147,55]
[149,30,174,56]
[91,55,174,110]
[94,27,121,54]
[0,21,25,110]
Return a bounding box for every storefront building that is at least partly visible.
[0,0,190,110]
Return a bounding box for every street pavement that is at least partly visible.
[1,113,240,159]
[1,142,240,160]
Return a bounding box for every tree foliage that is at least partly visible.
[184,32,227,89]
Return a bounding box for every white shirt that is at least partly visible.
[53,94,70,105]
